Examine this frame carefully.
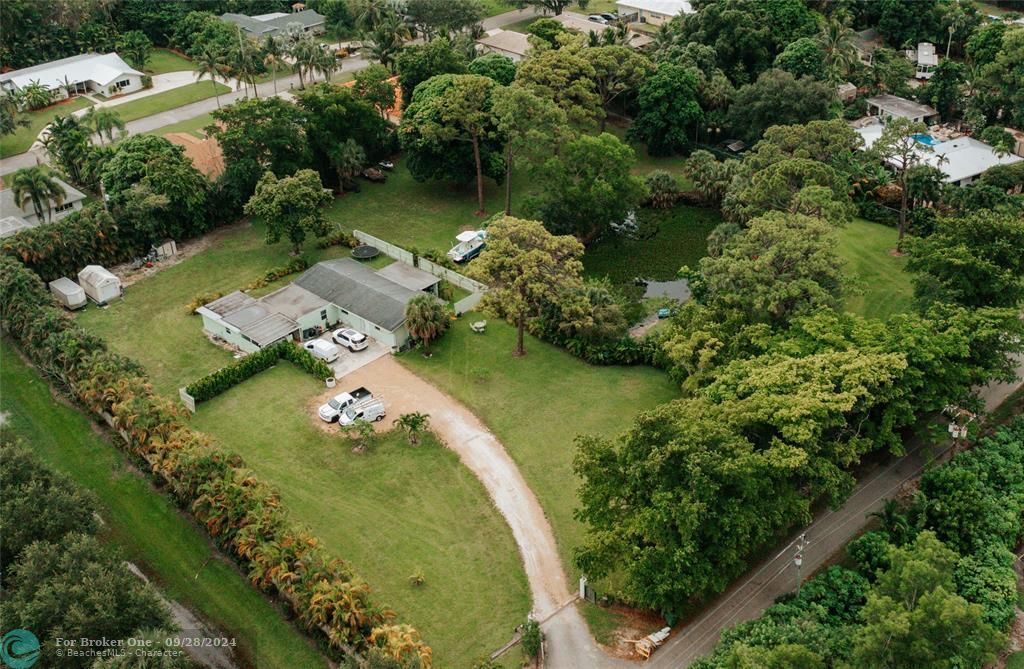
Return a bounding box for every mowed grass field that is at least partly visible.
[0,342,328,669]
[189,364,530,668]
[0,96,92,157]
[145,48,193,75]
[76,222,351,396]
[835,218,914,320]
[111,81,232,123]
[400,316,681,587]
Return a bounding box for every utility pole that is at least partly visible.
[794,533,807,595]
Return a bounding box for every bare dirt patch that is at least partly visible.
[109,221,251,287]
[165,131,225,179]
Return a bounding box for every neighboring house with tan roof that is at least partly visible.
[475,29,532,61]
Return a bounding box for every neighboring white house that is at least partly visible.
[0,176,87,238]
[475,29,532,61]
[866,94,940,124]
[856,121,1023,186]
[910,42,939,79]
[198,258,441,353]
[220,9,326,37]
[616,0,694,25]
[0,52,144,101]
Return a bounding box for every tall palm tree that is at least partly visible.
[328,139,366,193]
[314,47,339,83]
[194,46,229,108]
[11,166,66,223]
[263,34,283,95]
[364,13,409,73]
[230,28,261,98]
[289,37,320,89]
[816,16,858,85]
[83,107,125,145]
[404,294,449,356]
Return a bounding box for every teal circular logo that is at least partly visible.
[1,629,40,669]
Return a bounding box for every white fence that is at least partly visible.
[453,292,483,314]
[352,230,488,294]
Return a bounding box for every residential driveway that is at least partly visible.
[326,355,629,668]
[317,332,389,379]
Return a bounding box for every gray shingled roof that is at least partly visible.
[202,291,256,317]
[258,283,328,321]
[375,262,440,292]
[0,176,87,222]
[221,9,325,36]
[294,258,418,331]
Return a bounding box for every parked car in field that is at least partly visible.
[318,386,372,422]
[332,328,368,351]
[338,396,386,425]
[303,339,341,363]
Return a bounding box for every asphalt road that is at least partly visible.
[645,356,1024,667]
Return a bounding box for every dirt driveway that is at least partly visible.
[317,355,629,667]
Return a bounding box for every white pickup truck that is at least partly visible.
[318,386,372,422]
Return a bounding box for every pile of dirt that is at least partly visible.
[164,131,225,179]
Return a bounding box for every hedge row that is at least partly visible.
[0,256,431,666]
[186,340,333,403]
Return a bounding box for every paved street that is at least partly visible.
[646,357,1024,667]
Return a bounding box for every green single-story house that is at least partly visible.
[197,258,440,352]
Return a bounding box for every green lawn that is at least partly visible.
[0,342,328,669]
[324,157,506,254]
[0,96,92,158]
[399,316,680,587]
[189,364,530,668]
[835,218,914,320]
[145,48,193,75]
[1007,652,1024,669]
[145,111,216,138]
[76,222,351,396]
[583,205,720,297]
[109,82,231,123]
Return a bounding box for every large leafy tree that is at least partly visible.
[514,39,602,127]
[978,26,1024,127]
[506,0,590,15]
[852,532,1002,669]
[10,167,65,223]
[491,84,567,215]
[244,169,332,254]
[296,82,392,187]
[693,212,845,328]
[575,346,904,615]
[919,59,965,121]
[0,533,171,669]
[468,216,588,356]
[773,37,826,80]
[870,117,930,249]
[208,97,310,206]
[525,133,646,243]
[396,36,468,105]
[399,74,503,197]
[726,69,832,144]
[878,0,940,48]
[581,45,653,132]
[627,62,703,156]
[468,53,517,86]
[101,134,209,240]
[725,158,854,223]
[353,64,398,119]
[405,0,483,40]
[906,210,1024,309]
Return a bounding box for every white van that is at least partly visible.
[303,339,341,363]
[338,397,386,425]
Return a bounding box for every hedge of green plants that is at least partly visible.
[186,340,332,403]
[0,256,430,667]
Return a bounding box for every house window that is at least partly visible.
[320,309,327,320]
[340,309,350,314]
[373,325,381,331]
[116,79,130,88]
[53,202,74,213]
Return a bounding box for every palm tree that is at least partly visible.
[313,47,339,83]
[328,139,365,193]
[364,13,409,73]
[230,28,261,98]
[816,16,858,85]
[83,107,125,145]
[194,46,229,108]
[263,34,283,95]
[404,293,449,356]
[11,166,66,223]
[289,37,320,89]
[21,79,53,110]
[395,412,430,445]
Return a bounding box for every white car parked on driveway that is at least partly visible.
[318,386,372,422]
[332,328,368,351]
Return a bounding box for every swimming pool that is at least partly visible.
[913,133,940,146]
